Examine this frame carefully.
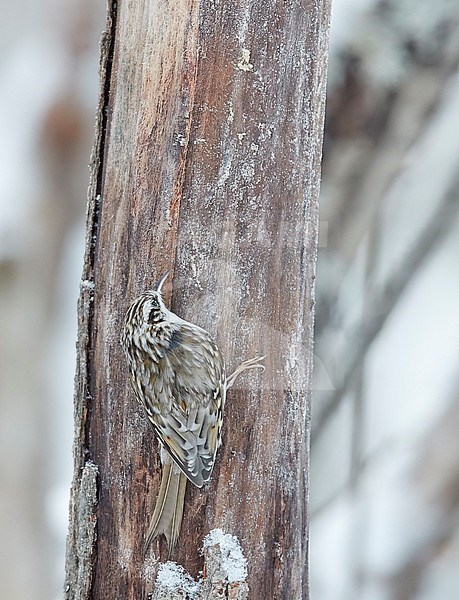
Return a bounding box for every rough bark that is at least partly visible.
[65,1,330,598]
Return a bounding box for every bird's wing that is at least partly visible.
[147,325,225,488]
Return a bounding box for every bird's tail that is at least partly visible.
[144,462,187,555]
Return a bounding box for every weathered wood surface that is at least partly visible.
[65,0,330,598]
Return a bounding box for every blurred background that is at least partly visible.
[0,1,105,598]
[1,1,459,599]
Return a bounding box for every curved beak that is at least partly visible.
[153,271,170,294]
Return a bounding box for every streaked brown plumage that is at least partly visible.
[121,272,264,553]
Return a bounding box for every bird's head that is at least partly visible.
[142,271,170,324]
[124,271,170,334]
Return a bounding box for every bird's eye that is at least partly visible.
[148,297,160,323]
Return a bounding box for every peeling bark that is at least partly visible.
[65,1,330,598]
[64,462,99,600]
[64,10,116,599]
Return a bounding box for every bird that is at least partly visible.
[121,271,264,553]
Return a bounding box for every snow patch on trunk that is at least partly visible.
[151,529,248,599]
[203,528,248,583]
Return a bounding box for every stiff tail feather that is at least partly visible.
[144,463,187,555]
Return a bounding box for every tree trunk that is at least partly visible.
[65,1,330,598]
